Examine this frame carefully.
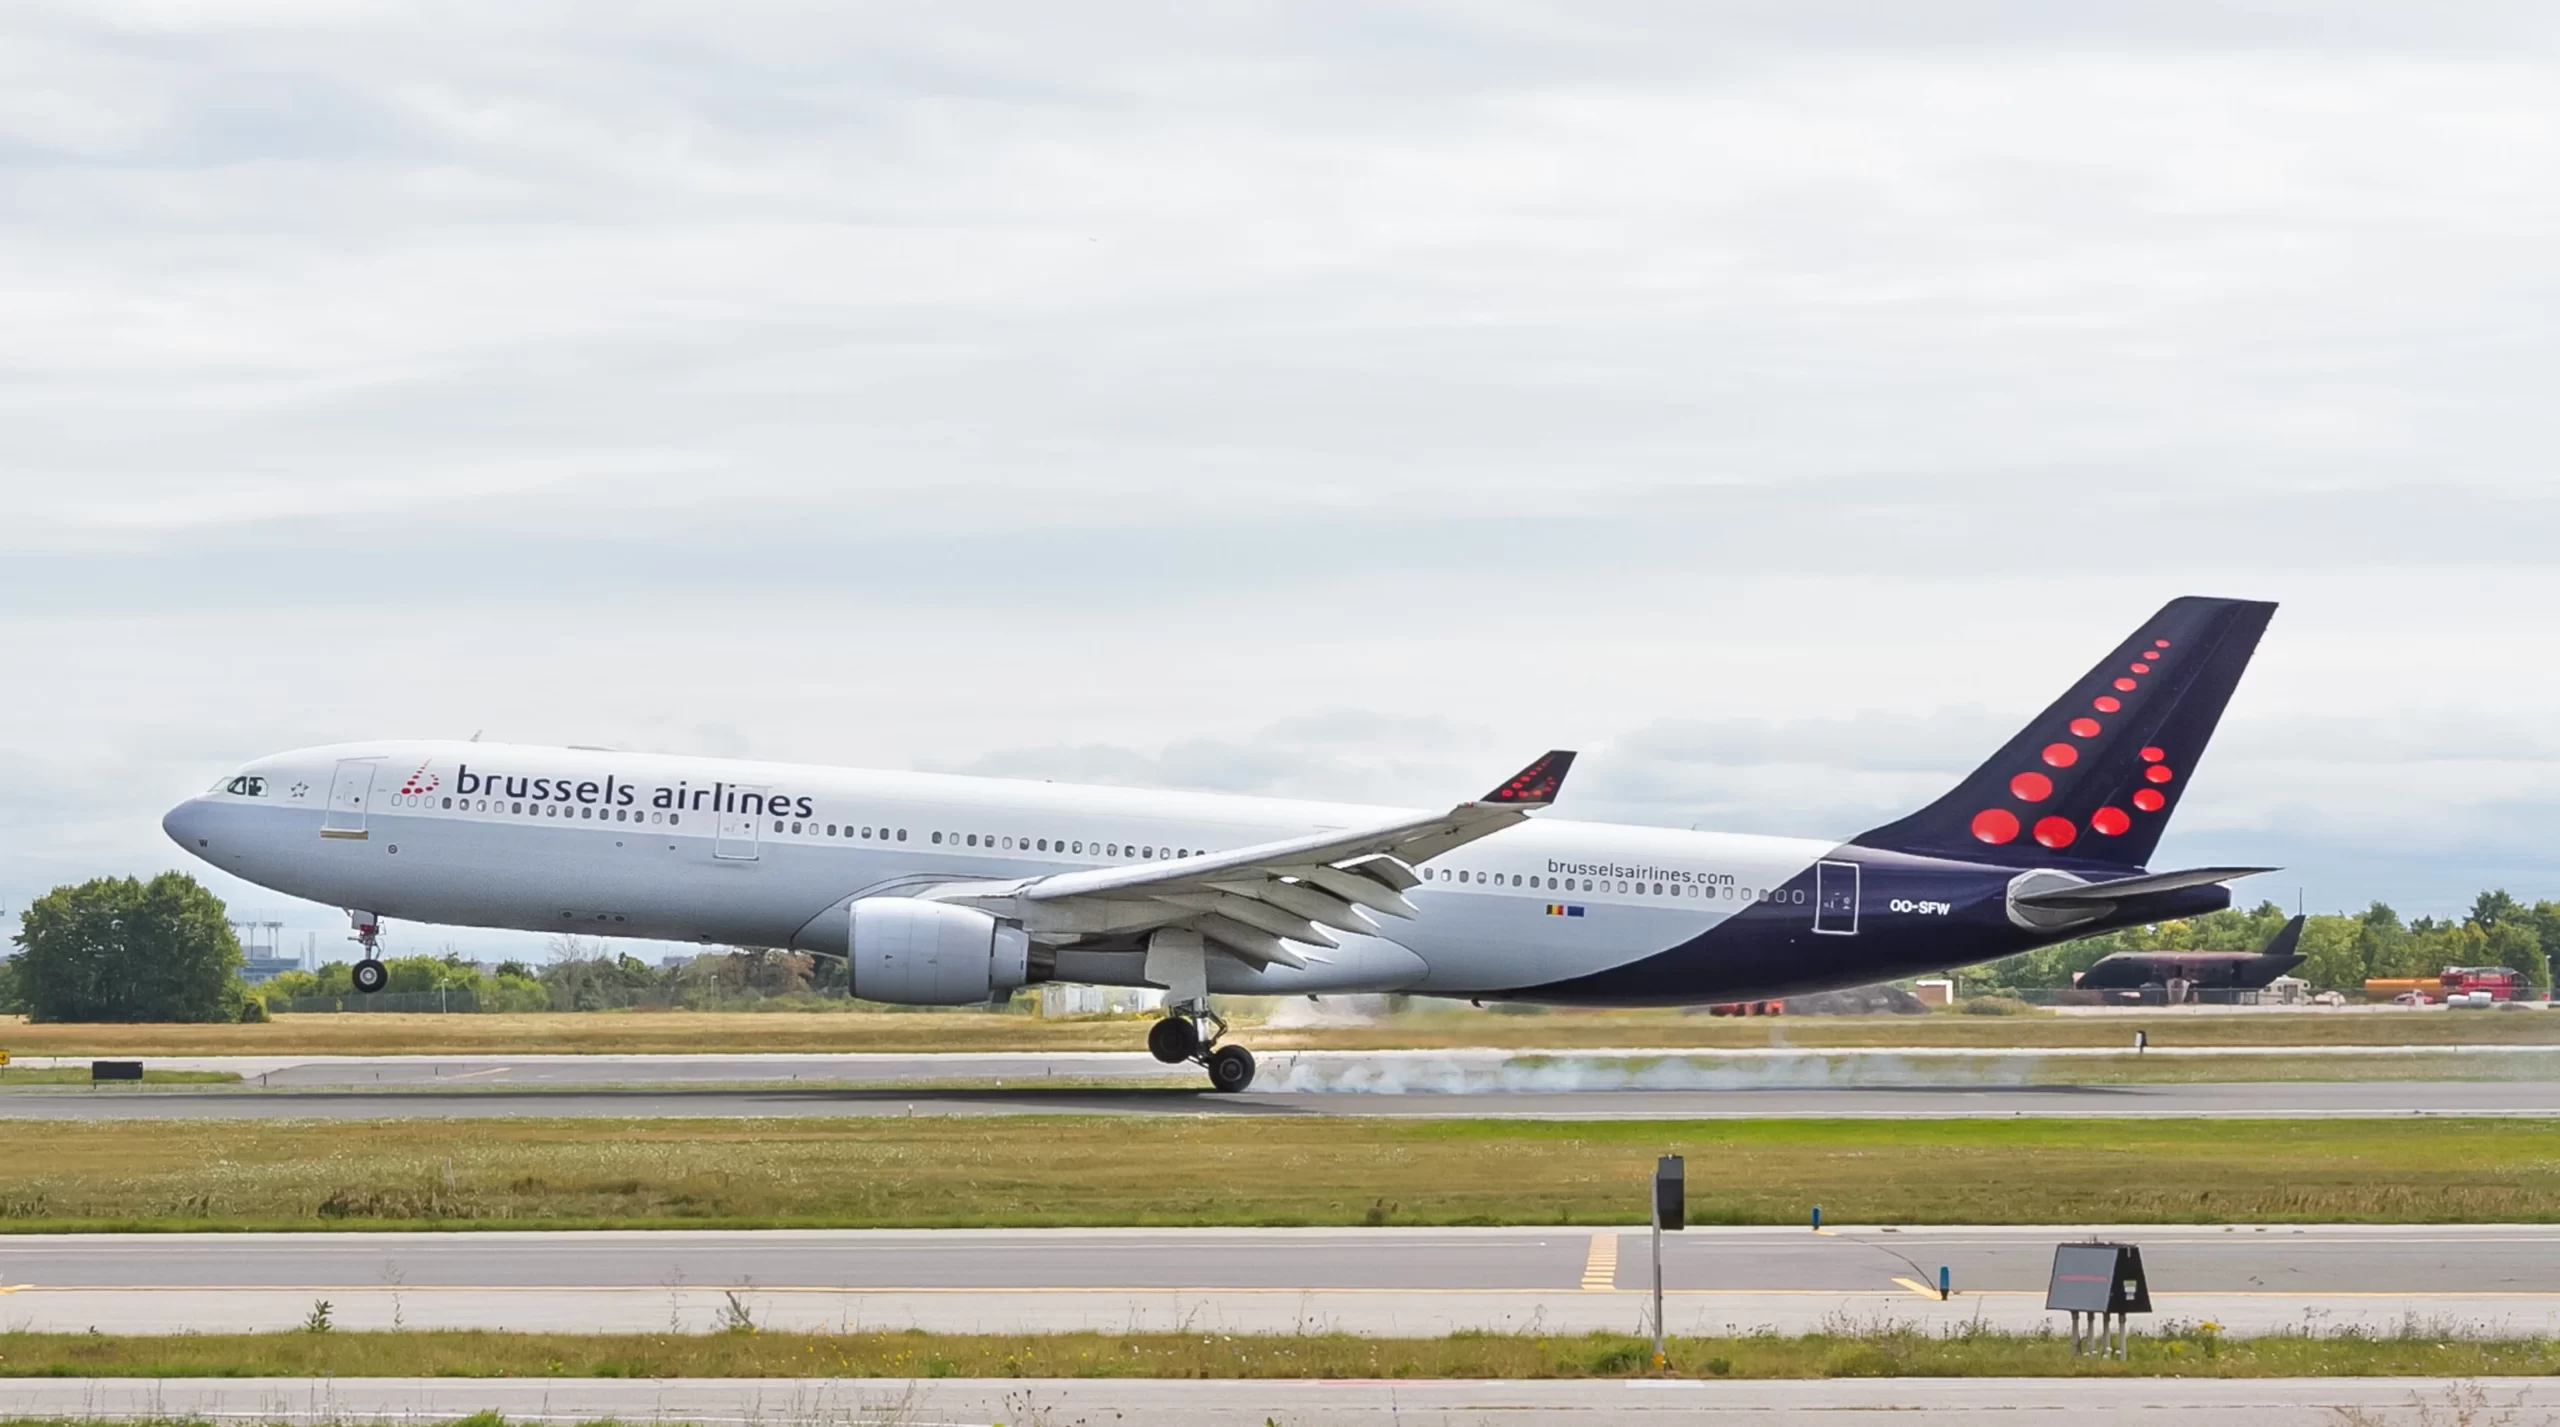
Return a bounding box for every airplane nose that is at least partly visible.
[163,799,207,850]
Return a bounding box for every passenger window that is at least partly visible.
[1071,840,1083,854]
[896,828,905,840]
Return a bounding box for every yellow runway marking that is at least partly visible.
[1892,1276,1942,1300]
[1580,1234,1618,1292]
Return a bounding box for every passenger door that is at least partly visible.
[715,787,766,861]
[1814,859,1860,935]
[322,759,377,840]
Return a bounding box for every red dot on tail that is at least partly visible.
[2131,662,2151,674]
[2134,788,2166,812]
[2010,771,2053,802]
[2070,717,2101,737]
[2146,765,2174,784]
[2091,807,2131,836]
[2154,639,2171,647]
[2093,696,2121,713]
[2140,745,2165,762]
[2113,677,2138,692]
[2033,816,2078,849]
[1972,809,2020,844]
[2042,742,2079,768]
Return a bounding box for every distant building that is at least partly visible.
[240,956,305,985]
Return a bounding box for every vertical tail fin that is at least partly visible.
[1855,596,2276,868]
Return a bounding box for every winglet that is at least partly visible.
[1480,750,1576,807]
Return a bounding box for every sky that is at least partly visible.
[2,1,2555,963]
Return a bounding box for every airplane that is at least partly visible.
[2076,915,2308,993]
[164,596,2277,1091]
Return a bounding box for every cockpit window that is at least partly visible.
[221,775,268,797]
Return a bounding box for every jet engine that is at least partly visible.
[847,897,1032,1005]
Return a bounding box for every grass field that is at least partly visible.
[0,1069,238,1085]
[0,1325,2549,1380]
[0,1006,2553,1056]
[0,1116,2551,1230]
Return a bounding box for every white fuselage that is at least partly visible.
[165,740,1842,997]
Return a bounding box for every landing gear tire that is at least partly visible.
[352,958,388,995]
[1147,1014,1200,1064]
[1207,1044,1257,1093]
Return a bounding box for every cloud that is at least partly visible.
[2,0,2556,948]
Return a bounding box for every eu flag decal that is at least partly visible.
[1545,904,1585,918]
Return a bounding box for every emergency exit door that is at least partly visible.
[321,759,377,839]
[1814,859,1860,935]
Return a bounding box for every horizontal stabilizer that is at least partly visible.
[2013,866,2277,909]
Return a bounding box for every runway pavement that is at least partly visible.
[24,1045,2560,1088]
[1,1076,2555,1118]
[2,1376,2548,1425]
[3,1225,2553,1337]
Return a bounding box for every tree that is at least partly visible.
[12,873,243,1022]
[2484,921,2550,992]
[2533,902,2560,992]
[2292,915,2365,990]
[2468,889,2529,931]
[2353,902,2407,982]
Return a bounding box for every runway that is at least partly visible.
[4,1225,2553,1337]
[3,1375,2547,1425]
[2,1077,2555,1118]
[27,1046,2560,1088]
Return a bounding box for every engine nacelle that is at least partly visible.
[848,897,1031,1005]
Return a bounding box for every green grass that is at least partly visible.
[0,1116,2554,1231]
[0,1324,2551,1380]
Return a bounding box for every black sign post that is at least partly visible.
[2046,1243,2151,1358]
[1650,1155,1684,1370]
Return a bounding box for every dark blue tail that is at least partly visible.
[1855,596,2276,869]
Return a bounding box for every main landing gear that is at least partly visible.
[348,911,388,994]
[1148,1006,1256,1092]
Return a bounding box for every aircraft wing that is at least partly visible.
[934,751,1574,970]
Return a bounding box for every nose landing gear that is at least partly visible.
[1149,1005,1256,1092]
[348,911,387,994]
